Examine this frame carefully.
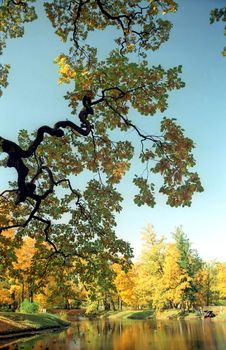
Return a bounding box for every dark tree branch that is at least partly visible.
[105,100,162,144]
[0,95,93,205]
[96,0,131,31]
[0,95,94,237]
[33,215,58,253]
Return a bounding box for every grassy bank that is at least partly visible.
[94,307,226,321]
[156,307,226,321]
[96,309,154,320]
[88,308,200,320]
[0,312,70,338]
[156,309,201,320]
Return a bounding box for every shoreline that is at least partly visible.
[0,325,69,340]
[0,307,225,339]
[0,312,70,339]
[91,308,226,322]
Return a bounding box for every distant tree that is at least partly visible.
[160,242,191,309]
[12,236,36,303]
[195,261,219,307]
[0,228,16,278]
[173,227,203,309]
[216,262,226,300]
[136,224,166,308]
[39,270,86,309]
[135,225,202,310]
[113,263,139,308]
[0,1,203,279]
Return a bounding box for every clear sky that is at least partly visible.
[0,0,226,261]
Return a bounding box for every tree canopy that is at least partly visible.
[0,0,204,281]
[210,5,226,56]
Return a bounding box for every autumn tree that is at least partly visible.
[135,224,166,308]
[36,268,86,309]
[113,263,139,308]
[0,233,44,307]
[160,242,191,309]
[215,262,226,300]
[0,0,203,283]
[0,228,18,307]
[194,263,215,307]
[172,227,203,309]
[0,228,16,278]
[11,236,36,303]
[133,225,206,311]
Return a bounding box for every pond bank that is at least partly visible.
[1,307,225,339]
[0,312,70,339]
[99,309,155,320]
[86,308,199,320]
[92,307,226,321]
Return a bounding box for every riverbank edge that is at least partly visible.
[0,312,70,339]
[87,309,200,320]
[1,308,225,340]
[90,309,226,321]
[0,325,69,340]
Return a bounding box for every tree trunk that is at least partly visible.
[10,291,18,312]
[22,281,25,302]
[110,298,116,311]
[206,277,210,306]
[118,297,122,310]
[103,297,110,311]
[29,289,33,303]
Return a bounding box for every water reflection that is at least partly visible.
[1,319,226,350]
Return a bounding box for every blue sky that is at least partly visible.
[0,0,226,261]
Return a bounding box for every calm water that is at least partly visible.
[1,319,226,350]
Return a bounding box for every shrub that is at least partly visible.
[85,300,99,315]
[19,299,39,313]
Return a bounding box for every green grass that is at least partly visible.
[127,310,154,319]
[0,312,70,336]
[98,309,154,320]
[214,312,226,321]
[156,309,180,320]
[156,309,201,320]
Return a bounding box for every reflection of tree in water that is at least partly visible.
[3,319,226,350]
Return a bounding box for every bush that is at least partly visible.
[0,303,10,311]
[128,310,154,319]
[85,300,99,315]
[19,299,39,313]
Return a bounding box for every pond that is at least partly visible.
[1,318,226,350]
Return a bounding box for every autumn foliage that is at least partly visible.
[0,0,211,312]
[1,225,226,312]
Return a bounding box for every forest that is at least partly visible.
[1,224,226,314]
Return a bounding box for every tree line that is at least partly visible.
[1,224,225,313]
